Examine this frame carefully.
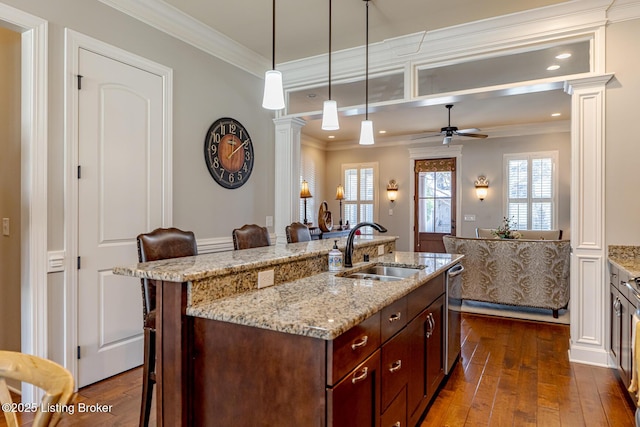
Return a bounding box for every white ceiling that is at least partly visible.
[158,0,576,144]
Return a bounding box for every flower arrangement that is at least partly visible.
[493,217,522,239]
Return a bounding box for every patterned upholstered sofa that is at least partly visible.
[443,236,570,318]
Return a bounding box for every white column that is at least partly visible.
[273,117,306,243]
[565,74,613,366]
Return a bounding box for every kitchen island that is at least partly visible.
[114,235,462,426]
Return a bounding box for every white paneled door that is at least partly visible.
[77,48,164,387]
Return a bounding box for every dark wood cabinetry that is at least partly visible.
[187,271,451,426]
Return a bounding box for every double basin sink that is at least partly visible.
[337,264,422,282]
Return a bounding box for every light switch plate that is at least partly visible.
[2,218,9,236]
[266,216,273,227]
[378,245,385,255]
[464,214,476,221]
[258,269,275,289]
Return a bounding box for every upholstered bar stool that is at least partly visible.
[136,227,197,427]
[285,222,312,243]
[232,224,271,250]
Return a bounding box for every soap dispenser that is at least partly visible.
[328,240,343,272]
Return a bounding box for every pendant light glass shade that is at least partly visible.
[262,0,285,110]
[262,70,285,110]
[321,100,339,130]
[321,0,339,130]
[359,120,374,145]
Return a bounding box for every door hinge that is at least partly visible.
[77,74,83,90]
[77,256,81,269]
[77,346,81,360]
[77,165,81,179]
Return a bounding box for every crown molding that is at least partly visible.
[608,0,640,23]
[98,0,269,77]
[323,120,570,151]
[280,0,611,88]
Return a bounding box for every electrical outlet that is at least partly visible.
[257,269,275,289]
[389,208,393,216]
[378,245,384,255]
[266,216,273,227]
[2,218,9,236]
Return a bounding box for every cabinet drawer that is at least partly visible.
[381,387,407,427]
[610,263,619,289]
[327,312,381,385]
[381,327,410,412]
[381,296,407,342]
[407,273,445,320]
[619,269,631,301]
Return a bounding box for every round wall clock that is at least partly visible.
[204,117,254,189]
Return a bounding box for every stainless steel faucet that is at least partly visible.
[344,222,387,267]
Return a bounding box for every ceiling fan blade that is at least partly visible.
[456,131,488,138]
[456,128,480,134]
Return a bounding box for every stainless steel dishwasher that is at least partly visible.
[445,263,464,375]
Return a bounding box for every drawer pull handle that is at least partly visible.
[393,423,401,427]
[351,367,369,384]
[389,360,402,373]
[388,312,402,322]
[351,335,369,350]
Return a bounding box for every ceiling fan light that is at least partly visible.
[262,70,285,110]
[359,120,375,145]
[321,100,340,130]
[443,135,452,145]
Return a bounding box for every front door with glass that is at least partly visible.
[414,158,456,253]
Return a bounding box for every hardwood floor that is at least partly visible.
[422,313,637,427]
[1,313,636,426]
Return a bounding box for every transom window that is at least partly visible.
[342,163,378,233]
[504,151,558,230]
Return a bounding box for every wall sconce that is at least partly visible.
[300,180,312,224]
[474,176,489,201]
[387,179,398,203]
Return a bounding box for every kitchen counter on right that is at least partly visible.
[608,245,640,277]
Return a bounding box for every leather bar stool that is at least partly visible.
[285,222,312,243]
[232,224,271,250]
[136,227,197,427]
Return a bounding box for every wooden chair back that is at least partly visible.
[232,224,271,250]
[0,350,74,427]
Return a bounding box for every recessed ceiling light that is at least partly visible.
[547,65,560,71]
[328,135,335,139]
[555,53,572,59]
[378,130,387,134]
[307,93,317,99]
[551,112,561,117]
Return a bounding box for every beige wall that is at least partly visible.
[606,19,640,246]
[321,132,571,251]
[0,26,21,353]
[458,132,571,238]
[300,141,327,226]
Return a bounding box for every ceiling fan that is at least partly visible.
[412,104,488,144]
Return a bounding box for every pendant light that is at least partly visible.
[359,0,374,145]
[321,0,340,130]
[262,0,285,110]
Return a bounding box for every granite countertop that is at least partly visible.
[609,245,640,277]
[113,235,397,282]
[188,251,463,340]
